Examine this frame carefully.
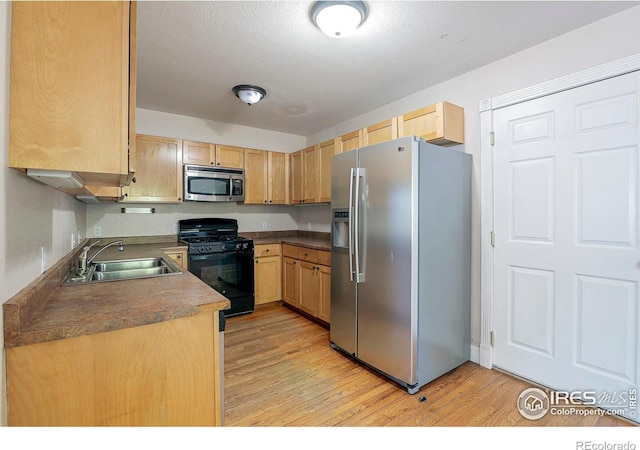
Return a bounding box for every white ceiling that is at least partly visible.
[136,1,638,136]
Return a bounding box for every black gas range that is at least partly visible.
[179,218,254,317]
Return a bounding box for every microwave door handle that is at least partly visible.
[348,168,355,282]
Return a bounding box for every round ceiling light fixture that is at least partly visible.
[310,1,368,38]
[232,84,267,105]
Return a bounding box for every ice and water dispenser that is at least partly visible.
[332,209,349,250]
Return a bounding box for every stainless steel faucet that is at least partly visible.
[77,240,125,276]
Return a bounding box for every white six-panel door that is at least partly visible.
[493,70,640,420]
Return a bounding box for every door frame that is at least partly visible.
[478,53,640,369]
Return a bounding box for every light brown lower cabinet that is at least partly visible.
[162,246,188,269]
[254,244,282,305]
[6,311,223,426]
[281,244,330,323]
[282,256,299,308]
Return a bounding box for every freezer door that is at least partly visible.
[355,137,419,386]
[330,150,358,355]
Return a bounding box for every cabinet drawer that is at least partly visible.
[297,247,318,263]
[254,244,281,257]
[282,244,298,258]
[317,250,331,266]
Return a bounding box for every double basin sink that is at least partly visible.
[64,257,181,285]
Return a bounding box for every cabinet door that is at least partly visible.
[163,248,187,269]
[254,255,282,305]
[267,152,289,205]
[183,140,214,166]
[126,2,137,185]
[338,130,361,154]
[398,101,464,146]
[302,146,319,203]
[123,135,183,203]
[362,118,398,147]
[298,261,318,316]
[290,150,303,204]
[318,139,336,203]
[215,145,244,169]
[317,265,331,323]
[244,149,268,204]
[9,1,133,187]
[282,257,299,308]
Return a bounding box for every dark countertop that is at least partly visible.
[240,231,331,251]
[251,236,331,251]
[3,241,230,348]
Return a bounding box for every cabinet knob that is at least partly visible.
[266,249,270,253]
[211,162,214,165]
[264,200,267,204]
[256,260,259,264]
[269,200,272,203]
[132,177,136,183]
[217,162,221,166]
[176,255,181,259]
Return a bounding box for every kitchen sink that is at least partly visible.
[93,258,165,272]
[63,257,181,285]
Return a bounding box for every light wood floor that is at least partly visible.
[224,303,631,427]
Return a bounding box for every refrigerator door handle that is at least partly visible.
[354,167,362,283]
[348,168,355,282]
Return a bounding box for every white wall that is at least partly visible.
[0,1,87,426]
[306,6,640,350]
[86,202,297,237]
[136,108,306,153]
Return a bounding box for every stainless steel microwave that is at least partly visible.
[183,165,245,202]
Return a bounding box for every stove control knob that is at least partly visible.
[242,243,249,250]
[235,243,241,250]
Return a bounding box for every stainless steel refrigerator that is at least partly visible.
[330,136,471,394]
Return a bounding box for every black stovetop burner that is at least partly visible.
[178,218,253,254]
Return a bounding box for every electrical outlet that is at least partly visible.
[308,222,312,230]
[262,222,267,230]
[78,231,82,242]
[94,226,102,237]
[71,233,76,249]
[173,224,178,234]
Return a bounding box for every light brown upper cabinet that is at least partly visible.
[290,150,303,205]
[302,146,320,204]
[9,1,137,188]
[183,141,244,169]
[122,135,183,203]
[398,101,464,147]
[318,139,337,203]
[362,118,398,147]
[244,149,289,205]
[338,130,362,154]
[268,152,290,205]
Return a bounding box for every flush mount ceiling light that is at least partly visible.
[311,1,368,38]
[232,84,267,106]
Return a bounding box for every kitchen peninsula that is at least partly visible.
[3,237,229,426]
